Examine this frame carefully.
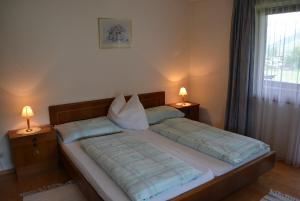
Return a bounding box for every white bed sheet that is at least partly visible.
[61,129,214,201]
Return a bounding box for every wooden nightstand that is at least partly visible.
[8,125,58,179]
[168,102,200,121]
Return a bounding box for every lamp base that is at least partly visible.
[176,102,191,106]
[17,127,41,135]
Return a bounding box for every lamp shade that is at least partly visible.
[21,106,34,118]
[179,87,188,96]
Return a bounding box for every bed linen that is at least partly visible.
[80,134,203,201]
[145,106,185,125]
[60,129,215,201]
[55,116,122,143]
[150,118,270,165]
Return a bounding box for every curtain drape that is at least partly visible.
[250,0,300,167]
[225,0,256,135]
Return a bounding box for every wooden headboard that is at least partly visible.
[48,91,165,125]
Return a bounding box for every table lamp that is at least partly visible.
[179,87,187,102]
[178,87,190,106]
[22,106,34,132]
[17,106,41,135]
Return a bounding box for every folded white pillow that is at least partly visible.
[107,94,149,130]
[107,94,126,120]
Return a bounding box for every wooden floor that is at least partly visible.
[0,162,299,201]
[224,162,300,201]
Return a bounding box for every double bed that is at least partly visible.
[49,91,276,201]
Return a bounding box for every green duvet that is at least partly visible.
[80,133,203,201]
[150,118,270,165]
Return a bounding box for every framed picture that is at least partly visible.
[98,18,132,49]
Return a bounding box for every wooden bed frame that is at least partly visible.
[49,91,276,201]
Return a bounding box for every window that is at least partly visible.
[254,3,300,103]
[264,12,300,84]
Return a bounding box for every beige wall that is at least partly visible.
[189,0,233,128]
[0,0,234,171]
[0,0,191,170]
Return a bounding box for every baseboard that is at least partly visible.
[0,168,15,176]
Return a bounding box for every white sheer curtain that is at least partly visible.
[251,0,300,167]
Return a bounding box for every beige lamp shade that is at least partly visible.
[21,106,34,118]
[179,87,188,96]
[18,106,40,135]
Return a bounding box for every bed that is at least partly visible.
[49,91,276,201]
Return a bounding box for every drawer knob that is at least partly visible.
[33,149,40,156]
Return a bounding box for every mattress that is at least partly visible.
[60,129,214,201]
[61,129,269,201]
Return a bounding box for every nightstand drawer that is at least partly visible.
[10,132,56,148]
[12,139,57,168]
[184,105,199,121]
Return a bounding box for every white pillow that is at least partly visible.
[107,94,149,130]
[107,94,126,121]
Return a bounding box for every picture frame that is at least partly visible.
[98,18,132,49]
